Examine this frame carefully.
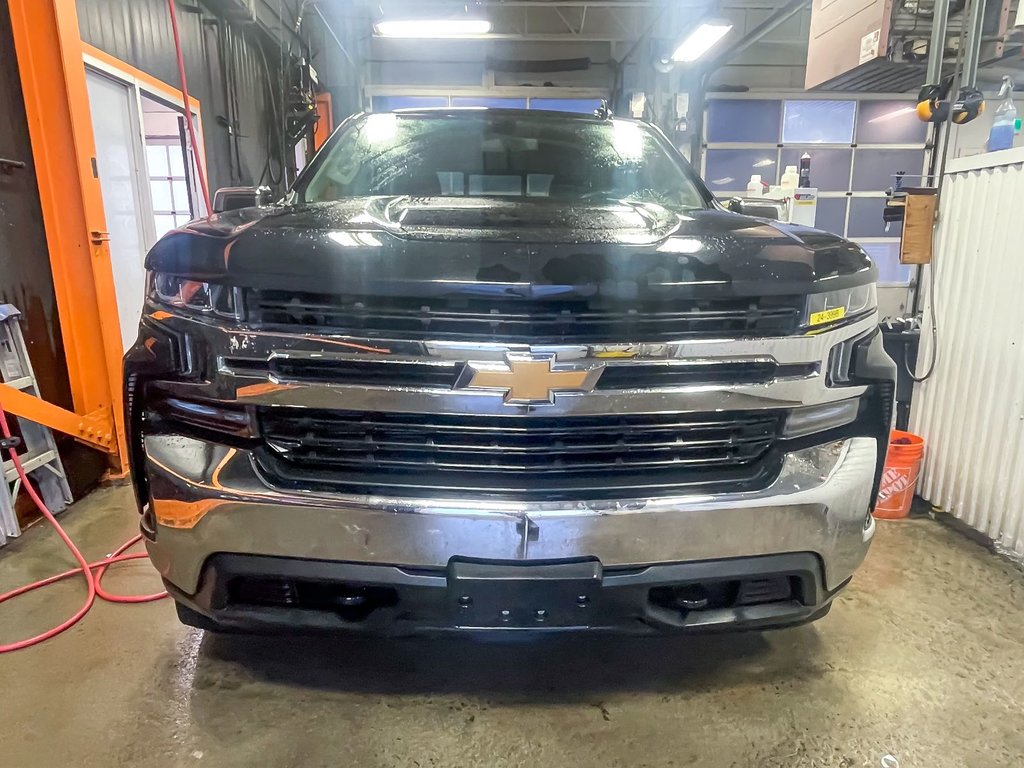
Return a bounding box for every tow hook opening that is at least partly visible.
[226,576,399,622]
[648,575,797,614]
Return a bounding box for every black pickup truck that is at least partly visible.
[125,108,894,634]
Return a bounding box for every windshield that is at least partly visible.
[297,111,708,209]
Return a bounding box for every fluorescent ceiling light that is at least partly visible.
[375,19,492,38]
[671,23,733,62]
[869,106,915,123]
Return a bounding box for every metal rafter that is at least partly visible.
[553,6,578,34]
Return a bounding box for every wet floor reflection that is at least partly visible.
[188,626,826,699]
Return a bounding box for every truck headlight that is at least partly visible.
[149,273,241,319]
[804,284,876,329]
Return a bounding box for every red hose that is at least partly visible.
[0,405,167,654]
[168,0,212,214]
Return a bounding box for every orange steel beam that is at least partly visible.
[8,0,126,465]
[0,385,114,453]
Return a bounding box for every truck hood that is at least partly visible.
[147,197,877,300]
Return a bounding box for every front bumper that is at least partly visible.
[168,551,842,634]
[127,304,892,632]
[143,433,877,630]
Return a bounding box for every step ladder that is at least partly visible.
[0,304,73,546]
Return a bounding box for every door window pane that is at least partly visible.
[371,95,449,111]
[848,198,902,238]
[146,144,169,176]
[859,241,912,284]
[704,149,779,193]
[811,197,848,236]
[780,148,852,192]
[782,100,856,144]
[171,180,189,209]
[706,100,781,143]
[529,98,604,113]
[452,97,528,109]
[87,70,152,352]
[150,181,173,211]
[852,149,925,192]
[167,146,186,176]
[154,215,177,238]
[856,101,928,144]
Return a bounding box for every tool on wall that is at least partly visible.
[0,158,27,174]
[883,171,910,230]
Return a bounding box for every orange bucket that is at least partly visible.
[874,429,925,519]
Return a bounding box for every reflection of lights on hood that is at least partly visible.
[610,208,647,228]
[658,237,703,254]
[330,231,383,247]
[364,113,398,143]
[711,177,734,186]
[753,158,775,168]
[612,121,645,161]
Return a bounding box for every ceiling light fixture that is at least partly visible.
[671,23,733,62]
[375,19,492,38]
[868,106,916,123]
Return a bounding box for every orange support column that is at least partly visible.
[313,92,334,151]
[7,0,126,466]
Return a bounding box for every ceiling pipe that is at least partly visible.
[682,0,808,161]
[702,0,809,72]
[314,3,356,68]
[925,0,952,85]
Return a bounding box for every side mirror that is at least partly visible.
[727,196,786,221]
[212,186,273,213]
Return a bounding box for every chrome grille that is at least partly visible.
[223,356,817,389]
[244,290,805,343]
[256,409,784,498]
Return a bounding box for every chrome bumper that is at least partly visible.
[143,434,877,595]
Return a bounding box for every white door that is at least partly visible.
[85,69,156,353]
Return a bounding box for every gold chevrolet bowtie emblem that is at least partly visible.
[462,356,604,404]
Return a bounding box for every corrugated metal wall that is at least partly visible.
[77,0,292,196]
[910,151,1024,559]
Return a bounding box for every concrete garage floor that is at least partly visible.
[3,485,1023,768]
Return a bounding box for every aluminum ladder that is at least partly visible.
[0,304,73,546]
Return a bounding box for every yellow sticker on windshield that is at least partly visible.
[810,306,846,326]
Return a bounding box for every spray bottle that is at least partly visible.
[798,153,812,188]
[987,76,1017,152]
